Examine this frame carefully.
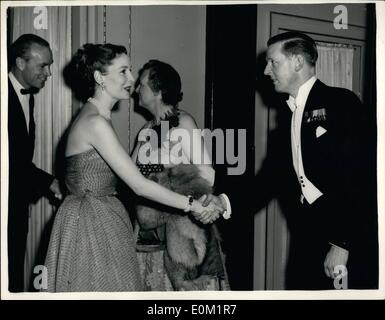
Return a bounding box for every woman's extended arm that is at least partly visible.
[87,115,218,218]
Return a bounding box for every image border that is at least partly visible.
[1,0,384,300]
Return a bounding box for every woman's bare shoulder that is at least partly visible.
[65,104,104,155]
[69,104,112,141]
[177,110,198,129]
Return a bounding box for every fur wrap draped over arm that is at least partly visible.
[135,164,229,290]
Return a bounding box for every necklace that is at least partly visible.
[87,97,111,120]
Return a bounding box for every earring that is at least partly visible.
[100,82,105,91]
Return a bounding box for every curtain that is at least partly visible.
[10,6,72,290]
[316,42,354,90]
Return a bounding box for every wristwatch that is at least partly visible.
[183,195,194,212]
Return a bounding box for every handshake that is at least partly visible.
[190,194,228,224]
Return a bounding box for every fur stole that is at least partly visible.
[136,164,213,268]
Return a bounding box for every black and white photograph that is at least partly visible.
[0,0,384,301]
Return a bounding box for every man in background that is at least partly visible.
[8,33,62,292]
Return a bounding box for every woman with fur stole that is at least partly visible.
[132,60,229,291]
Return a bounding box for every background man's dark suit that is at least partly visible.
[8,79,54,292]
[228,79,378,289]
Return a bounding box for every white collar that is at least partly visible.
[9,71,26,94]
[286,76,317,112]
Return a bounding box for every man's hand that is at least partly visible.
[49,179,63,201]
[324,244,349,278]
[190,196,223,224]
[200,194,226,211]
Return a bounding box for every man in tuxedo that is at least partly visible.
[205,31,377,289]
[8,34,62,292]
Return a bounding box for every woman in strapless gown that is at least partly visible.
[45,149,143,291]
[131,60,230,291]
[44,44,222,292]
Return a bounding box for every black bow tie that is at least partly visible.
[20,88,39,95]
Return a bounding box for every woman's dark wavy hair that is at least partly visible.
[267,31,318,66]
[137,59,183,107]
[64,43,127,102]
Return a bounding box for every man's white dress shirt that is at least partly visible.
[286,76,323,205]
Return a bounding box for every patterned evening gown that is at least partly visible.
[44,148,143,292]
